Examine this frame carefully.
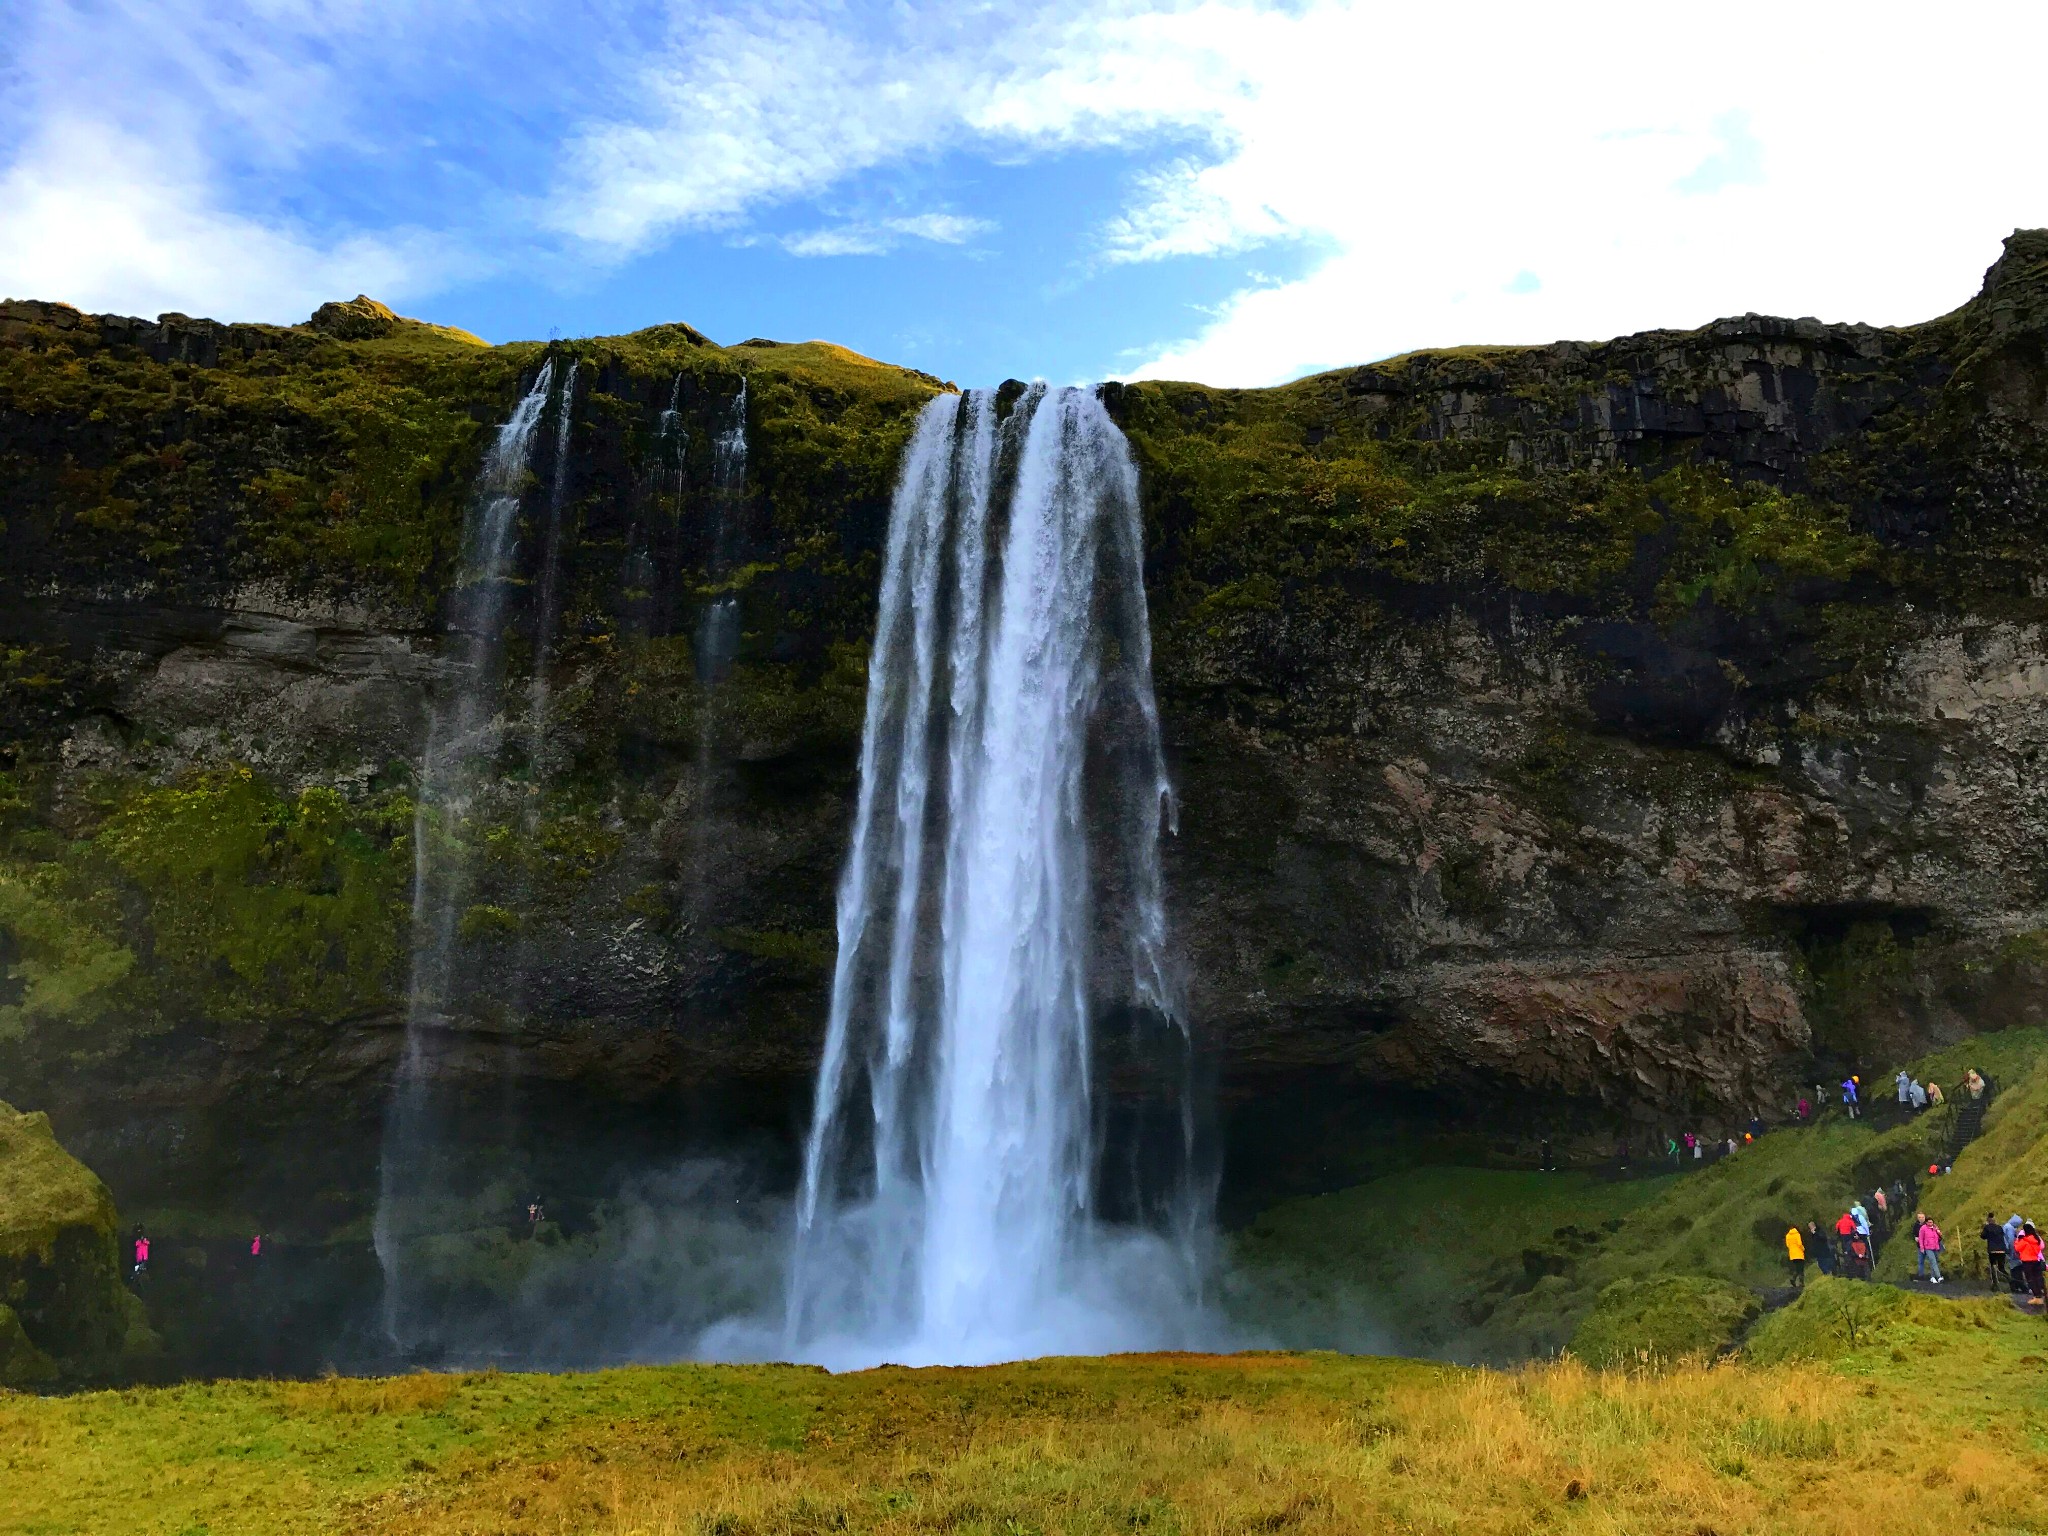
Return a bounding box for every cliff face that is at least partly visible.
[1,236,2045,1226]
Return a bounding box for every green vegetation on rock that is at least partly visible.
[1568,1274,1760,1367]
[0,1100,156,1386]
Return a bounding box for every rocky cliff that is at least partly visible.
[2,236,2045,1240]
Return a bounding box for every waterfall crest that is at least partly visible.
[778,385,1215,1369]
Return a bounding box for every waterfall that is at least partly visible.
[695,376,746,684]
[776,385,1213,1369]
[374,361,556,1347]
[526,361,578,769]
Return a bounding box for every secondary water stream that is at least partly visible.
[374,362,558,1348]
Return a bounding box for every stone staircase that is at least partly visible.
[1951,1094,1990,1155]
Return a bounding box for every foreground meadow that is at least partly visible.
[5,1282,2046,1536]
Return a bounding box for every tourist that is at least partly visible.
[2016,1224,2046,1304]
[1834,1210,1857,1270]
[1966,1069,1987,1100]
[1797,1097,1811,1121]
[1848,1231,1873,1279]
[1870,1190,1890,1250]
[130,1226,149,1280]
[1810,1221,1834,1276]
[1896,1069,1911,1106]
[1784,1224,1806,1290]
[1928,1081,1945,1109]
[1851,1200,1871,1249]
[1983,1211,2010,1292]
[1748,1115,1764,1140]
[1909,1079,1928,1111]
[1915,1213,1945,1284]
[1842,1076,1860,1119]
[1664,1135,1679,1167]
[250,1233,262,1259]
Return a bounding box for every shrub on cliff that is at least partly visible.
[1569,1273,1760,1367]
[0,1100,157,1386]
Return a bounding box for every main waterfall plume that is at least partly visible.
[776,385,1215,1369]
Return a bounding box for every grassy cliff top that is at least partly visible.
[0,1100,116,1267]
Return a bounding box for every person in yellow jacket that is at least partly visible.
[1785,1225,1807,1289]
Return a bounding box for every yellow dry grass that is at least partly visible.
[7,1305,2046,1536]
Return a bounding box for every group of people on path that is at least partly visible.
[1782,1198,2047,1304]
[1782,1184,1910,1286]
[1978,1212,2047,1303]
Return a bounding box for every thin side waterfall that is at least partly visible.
[375,361,556,1347]
[695,376,746,685]
[774,385,1215,1369]
[526,361,578,769]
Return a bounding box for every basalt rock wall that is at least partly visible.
[1,235,2045,1227]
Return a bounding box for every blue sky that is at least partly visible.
[2,1,2044,387]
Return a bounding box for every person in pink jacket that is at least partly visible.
[1915,1213,1945,1283]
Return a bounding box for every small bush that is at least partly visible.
[1569,1274,1760,1368]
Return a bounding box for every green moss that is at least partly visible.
[96,768,410,1025]
[1650,464,1881,619]
[1568,1274,1760,1367]
[0,864,136,1051]
[714,927,835,972]
[457,904,521,941]
[1224,1167,1675,1356]
[0,1100,154,1385]
[1745,1276,1979,1363]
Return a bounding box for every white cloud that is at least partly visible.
[1103,2,2048,383]
[0,117,440,321]
[545,4,1225,251]
[550,0,2047,383]
[782,213,995,258]
[0,0,489,320]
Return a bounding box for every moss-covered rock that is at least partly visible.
[1568,1273,1761,1367]
[0,1100,156,1385]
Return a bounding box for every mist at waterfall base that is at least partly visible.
[371,373,1232,1371]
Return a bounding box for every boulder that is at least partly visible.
[0,1101,156,1386]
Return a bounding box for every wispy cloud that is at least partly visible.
[782,213,995,259]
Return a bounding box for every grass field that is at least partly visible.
[6,1280,2047,1535]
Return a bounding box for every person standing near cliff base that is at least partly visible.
[1983,1211,2010,1292]
[1915,1213,1945,1283]
[131,1227,149,1279]
[1842,1077,1860,1119]
[2015,1224,2046,1304]
[1784,1224,1806,1289]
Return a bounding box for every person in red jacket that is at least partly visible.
[2016,1223,2046,1303]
